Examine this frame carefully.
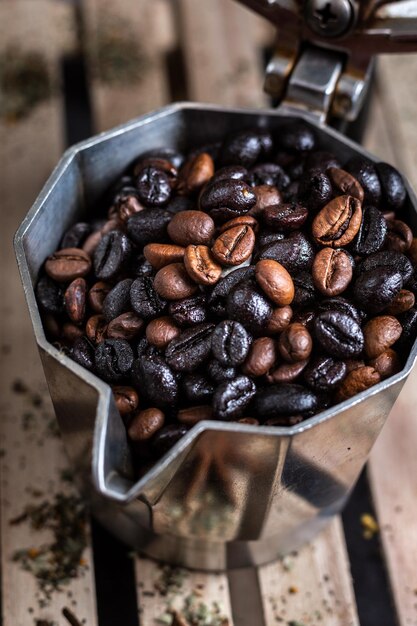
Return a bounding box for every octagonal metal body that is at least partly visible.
[14,103,417,570]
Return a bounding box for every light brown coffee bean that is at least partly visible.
[250,184,282,215]
[112,386,139,416]
[368,349,401,379]
[384,289,415,315]
[177,153,214,195]
[236,417,259,425]
[242,337,277,377]
[327,167,364,202]
[143,243,185,270]
[154,263,198,300]
[278,322,312,363]
[45,248,92,282]
[265,306,293,334]
[86,314,107,344]
[106,312,144,340]
[167,210,215,246]
[88,281,111,313]
[266,359,308,383]
[363,315,402,359]
[146,316,181,348]
[255,259,294,306]
[407,237,417,265]
[344,359,365,374]
[128,408,165,441]
[312,195,362,247]
[312,247,353,296]
[62,322,84,342]
[184,245,222,285]
[64,278,87,324]
[177,405,212,425]
[212,225,255,266]
[336,366,380,402]
[386,219,413,252]
[118,195,145,222]
[219,215,259,233]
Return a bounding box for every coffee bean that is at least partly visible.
[293,272,317,309]
[386,219,413,253]
[242,337,277,376]
[64,278,87,324]
[219,215,259,233]
[212,376,256,420]
[199,179,256,222]
[263,203,308,232]
[314,311,364,358]
[395,308,417,354]
[363,315,402,358]
[251,185,282,215]
[384,289,415,315]
[312,248,352,296]
[132,355,178,406]
[136,166,171,207]
[128,408,165,441]
[72,336,95,371]
[136,147,184,170]
[152,424,189,457]
[312,195,362,247]
[45,248,92,282]
[131,276,167,318]
[264,415,304,426]
[352,206,387,255]
[353,267,403,313]
[131,254,154,278]
[316,297,362,325]
[177,153,214,195]
[184,245,222,284]
[83,218,121,257]
[227,280,273,333]
[304,356,346,391]
[356,250,413,284]
[266,359,308,383]
[208,265,255,317]
[327,167,364,202]
[106,312,144,341]
[177,405,212,425]
[169,211,215,248]
[211,165,248,183]
[165,323,215,372]
[293,309,316,330]
[94,231,133,281]
[254,384,318,418]
[61,222,92,249]
[101,279,132,322]
[89,281,111,314]
[305,151,340,172]
[154,263,198,300]
[95,339,134,383]
[146,316,180,348]
[376,162,406,212]
[143,243,185,270]
[265,306,293,334]
[183,374,214,404]
[255,259,294,306]
[112,386,139,416]
[408,238,417,265]
[220,129,273,167]
[117,195,144,223]
[247,163,290,189]
[368,349,401,379]
[335,366,380,402]
[36,274,64,314]
[278,121,316,153]
[257,231,314,273]
[211,320,252,366]
[169,294,207,327]
[279,322,313,363]
[236,417,260,425]
[62,322,84,342]
[345,157,381,206]
[212,225,255,266]
[208,359,237,383]
[126,209,171,246]
[298,169,332,211]
[86,315,107,344]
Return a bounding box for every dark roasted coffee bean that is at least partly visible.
[146,316,180,348]
[227,280,273,333]
[327,167,364,202]
[408,238,417,265]
[200,179,256,222]
[292,272,316,308]
[64,278,87,324]
[256,229,285,250]
[266,359,308,383]
[356,250,413,284]
[258,231,314,273]
[86,315,107,344]
[264,415,304,426]
[183,374,214,404]
[106,312,144,341]
[168,210,215,246]
[112,386,139,416]
[292,309,316,330]
[212,225,255,266]
[353,267,403,313]
[385,289,415,315]
[136,337,159,359]
[336,366,380,402]
[314,311,364,358]
[152,424,189,457]
[126,209,171,246]
[166,195,193,215]
[345,156,381,206]
[247,163,290,189]
[94,231,133,281]
[89,281,111,314]
[298,169,332,211]
[352,206,387,255]
[165,323,215,372]
[36,274,64,314]
[45,248,92,282]
[103,278,133,322]
[368,349,401,379]
[212,376,256,420]
[312,248,353,296]
[154,263,198,300]
[136,166,171,206]
[242,337,276,377]
[317,297,362,325]
[133,157,177,183]
[130,276,167,319]
[254,384,318,418]
[304,356,346,391]
[72,336,95,371]
[386,219,413,253]
[95,338,134,383]
[131,254,154,278]
[211,165,248,183]
[255,259,294,305]
[208,265,255,316]
[363,315,402,358]
[211,320,251,366]
[184,245,222,284]
[279,322,312,363]
[132,355,178,406]
[143,243,185,270]
[128,408,165,441]
[278,121,316,153]
[395,308,417,354]
[62,322,84,342]
[177,405,212,425]
[177,153,214,195]
[263,203,308,232]
[208,359,237,383]
[305,151,340,172]
[137,147,184,170]
[265,306,293,334]
[117,194,144,223]
[376,162,406,212]
[82,218,121,257]
[61,222,91,249]
[43,314,61,339]
[251,185,282,215]
[169,294,207,327]
[312,195,362,247]
[220,129,273,168]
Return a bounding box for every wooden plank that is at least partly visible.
[259,519,359,626]
[81,0,172,132]
[0,3,98,625]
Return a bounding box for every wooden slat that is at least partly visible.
[81,0,172,132]
[0,3,97,625]
[366,56,417,626]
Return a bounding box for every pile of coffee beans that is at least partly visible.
[36,121,417,475]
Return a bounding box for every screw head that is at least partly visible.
[305,0,354,38]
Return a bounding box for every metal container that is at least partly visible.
[15,102,417,570]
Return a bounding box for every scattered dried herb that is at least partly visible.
[34,620,57,626]
[156,593,229,626]
[155,564,188,596]
[62,606,83,626]
[360,512,379,539]
[288,621,306,626]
